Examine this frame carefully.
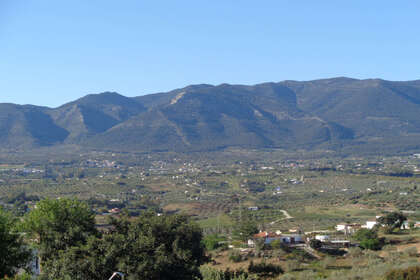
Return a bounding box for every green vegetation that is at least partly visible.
[22,198,98,264]
[203,234,227,251]
[0,151,419,279]
[0,208,31,278]
[353,229,384,250]
[248,261,283,277]
[2,198,207,279]
[378,212,408,234]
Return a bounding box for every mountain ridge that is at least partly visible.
[2,77,420,154]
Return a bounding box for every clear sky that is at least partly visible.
[1,1,420,107]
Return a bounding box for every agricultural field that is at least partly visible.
[0,152,419,233]
[0,151,419,279]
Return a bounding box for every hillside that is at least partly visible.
[1,78,420,154]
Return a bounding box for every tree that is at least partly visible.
[22,198,98,264]
[0,208,31,278]
[40,212,208,280]
[378,212,407,233]
[203,234,226,251]
[106,212,208,280]
[233,216,258,242]
[353,229,384,250]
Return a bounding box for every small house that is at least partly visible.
[335,223,361,234]
[279,234,305,244]
[251,231,304,246]
[362,220,377,229]
[315,235,330,242]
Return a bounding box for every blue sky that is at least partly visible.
[1,1,420,107]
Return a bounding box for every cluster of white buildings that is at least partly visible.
[335,215,420,234]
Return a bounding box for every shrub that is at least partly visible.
[353,229,384,250]
[203,234,226,251]
[200,266,251,280]
[228,251,243,263]
[248,261,283,277]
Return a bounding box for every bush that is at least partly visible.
[248,261,283,277]
[385,265,420,280]
[228,251,243,263]
[200,266,251,280]
[360,238,383,250]
[353,229,384,250]
[203,234,226,251]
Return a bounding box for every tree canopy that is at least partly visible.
[0,208,31,278]
[233,214,259,242]
[353,229,384,250]
[22,198,207,280]
[377,212,407,233]
[22,198,98,266]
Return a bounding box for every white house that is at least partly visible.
[335,223,361,234]
[335,224,346,231]
[362,221,378,229]
[250,231,305,246]
[315,235,330,242]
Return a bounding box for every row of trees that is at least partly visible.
[1,198,208,279]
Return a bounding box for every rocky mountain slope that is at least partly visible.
[2,78,420,154]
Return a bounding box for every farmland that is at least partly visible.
[0,150,419,279]
[0,150,419,230]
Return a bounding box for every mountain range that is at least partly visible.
[2,77,420,155]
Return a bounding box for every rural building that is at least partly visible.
[249,231,305,246]
[362,220,378,229]
[315,235,330,242]
[335,223,361,234]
